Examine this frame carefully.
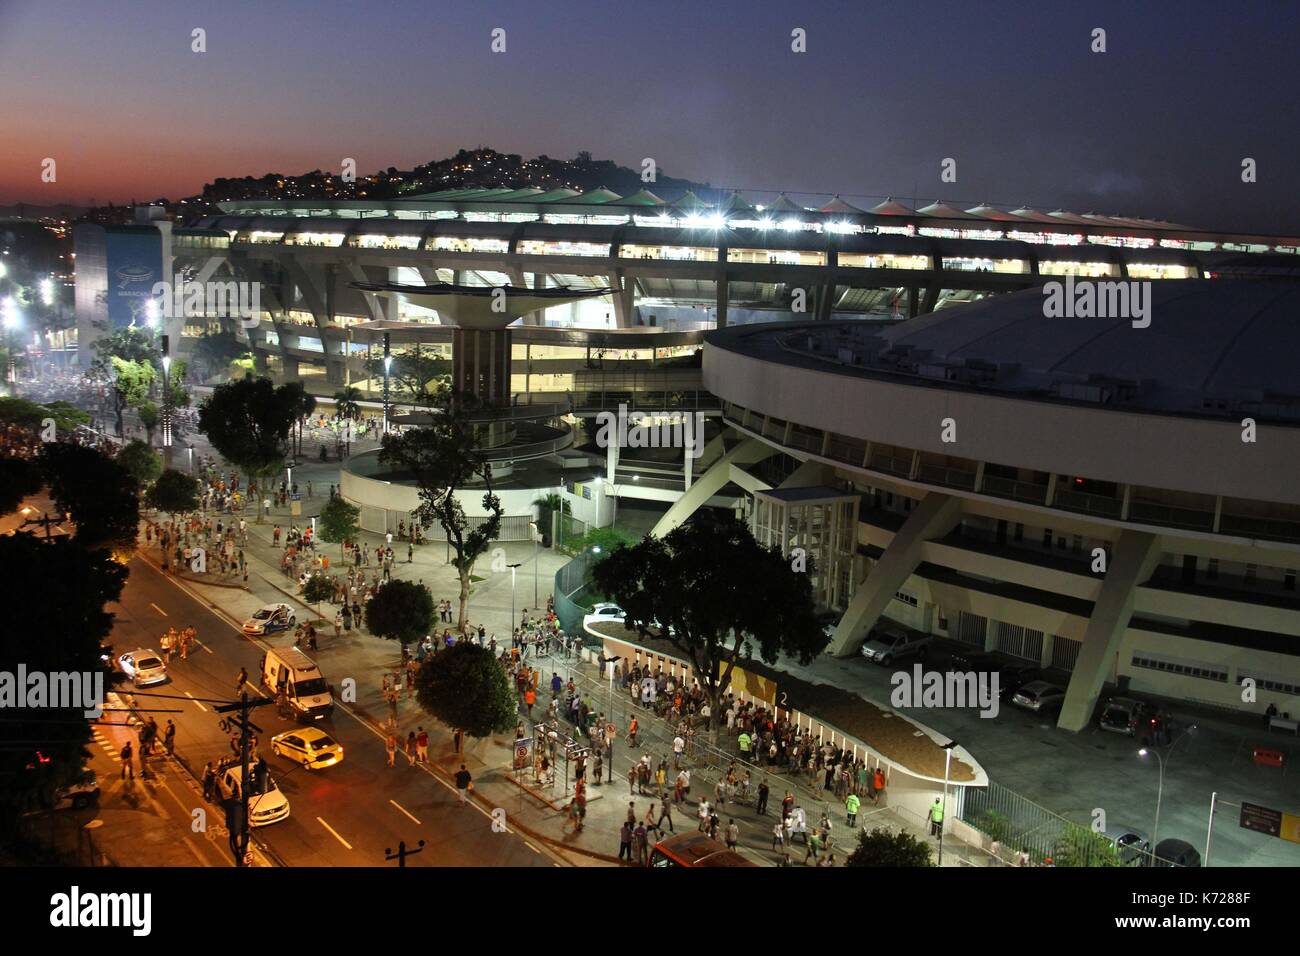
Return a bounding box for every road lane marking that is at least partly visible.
[316,816,353,850]
[525,841,541,853]
[185,691,208,713]
[150,603,169,617]
[198,640,213,654]
[388,799,421,826]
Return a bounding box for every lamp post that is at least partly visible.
[160,334,173,468]
[529,521,540,608]
[937,740,957,866]
[1138,722,1197,859]
[381,332,392,435]
[508,562,522,634]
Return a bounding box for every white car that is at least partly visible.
[582,603,626,630]
[216,763,291,826]
[1011,680,1066,714]
[242,603,296,636]
[118,649,168,686]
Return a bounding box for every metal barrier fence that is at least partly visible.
[553,552,593,639]
[957,778,1134,866]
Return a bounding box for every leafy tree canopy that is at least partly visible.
[38,443,140,548]
[590,510,825,731]
[196,377,297,481]
[146,469,200,515]
[364,579,435,646]
[416,641,516,739]
[317,495,360,548]
[190,330,250,380]
[116,439,162,486]
[845,827,936,867]
[0,534,128,823]
[0,457,43,516]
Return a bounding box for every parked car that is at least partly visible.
[1011,680,1066,714]
[1103,824,1152,866]
[1099,696,1157,736]
[242,603,296,636]
[860,627,931,666]
[817,611,843,639]
[117,649,168,687]
[582,603,626,631]
[272,728,344,770]
[1153,838,1202,868]
[52,773,101,811]
[997,663,1043,700]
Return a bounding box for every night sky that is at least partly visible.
[1,0,1297,233]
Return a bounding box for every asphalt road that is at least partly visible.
[107,555,555,868]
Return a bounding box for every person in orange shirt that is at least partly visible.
[524,687,536,718]
[629,716,639,748]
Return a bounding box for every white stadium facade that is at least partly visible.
[78,186,1300,729]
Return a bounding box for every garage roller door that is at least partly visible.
[994,620,1044,662]
[956,611,986,646]
[1051,635,1082,672]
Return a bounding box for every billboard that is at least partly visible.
[105,229,164,328]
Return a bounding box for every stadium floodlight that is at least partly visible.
[40,278,54,306]
[2,296,20,329]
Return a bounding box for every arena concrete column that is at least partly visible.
[1057,530,1161,732]
[826,492,962,658]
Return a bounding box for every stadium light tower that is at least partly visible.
[3,296,22,394]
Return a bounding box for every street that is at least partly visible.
[105,553,555,868]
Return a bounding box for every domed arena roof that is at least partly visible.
[874,280,1298,417]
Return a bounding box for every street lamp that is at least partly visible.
[937,740,957,866]
[1138,723,1197,859]
[529,521,540,608]
[161,336,173,466]
[508,562,523,634]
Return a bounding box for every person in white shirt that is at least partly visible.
[697,799,711,831]
[672,735,686,768]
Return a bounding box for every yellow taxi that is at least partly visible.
[270,727,344,770]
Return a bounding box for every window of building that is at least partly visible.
[516,240,610,257]
[727,248,827,266]
[1125,263,1197,280]
[619,244,718,262]
[1014,522,1024,542]
[837,252,930,270]
[1207,558,1219,580]
[1038,260,1120,277]
[1042,528,1053,547]
[939,257,1029,274]
[1072,534,1083,554]
[1131,653,1228,683]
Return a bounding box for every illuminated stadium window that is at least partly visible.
[245,231,285,244]
[838,252,930,270]
[287,310,316,326]
[543,213,629,226]
[619,244,718,262]
[463,212,539,223]
[351,234,421,250]
[1159,238,1218,252]
[875,225,916,237]
[425,236,509,254]
[727,248,827,266]
[1221,242,1272,254]
[1006,230,1083,246]
[940,257,1029,274]
[1131,653,1228,683]
[285,232,346,247]
[517,240,611,257]
[1038,260,1119,277]
[1087,235,1156,249]
[1126,263,1196,279]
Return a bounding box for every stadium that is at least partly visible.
[74,188,1300,728]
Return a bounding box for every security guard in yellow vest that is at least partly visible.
[929,797,944,837]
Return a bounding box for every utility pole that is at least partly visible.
[215,692,273,867]
[385,839,426,867]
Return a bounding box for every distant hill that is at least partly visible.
[46,149,712,225]
[0,203,89,221]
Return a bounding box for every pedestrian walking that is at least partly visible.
[416,726,429,763]
[697,798,711,832]
[929,797,944,837]
[618,822,633,862]
[846,792,861,828]
[202,761,216,800]
[120,741,134,779]
[163,719,176,755]
[405,731,418,767]
[725,818,740,850]
[455,764,472,803]
[756,780,770,815]
[656,798,675,833]
[235,667,248,696]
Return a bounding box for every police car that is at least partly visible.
[242,603,296,636]
[216,761,290,826]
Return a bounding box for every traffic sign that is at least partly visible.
[605,722,616,738]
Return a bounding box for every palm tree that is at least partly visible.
[333,386,363,455]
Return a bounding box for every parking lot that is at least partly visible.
[774,637,1300,866]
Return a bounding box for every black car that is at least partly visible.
[1153,838,1202,868]
[996,663,1041,700]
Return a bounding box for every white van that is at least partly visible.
[260,646,335,722]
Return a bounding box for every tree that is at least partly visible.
[106,356,154,438]
[364,348,450,407]
[0,534,127,834]
[333,386,362,421]
[0,457,42,515]
[135,400,160,446]
[590,510,825,742]
[1052,825,1122,867]
[146,468,200,517]
[39,443,140,549]
[416,641,516,741]
[302,573,334,622]
[190,330,249,381]
[116,439,162,486]
[378,394,503,634]
[280,381,316,456]
[364,579,435,651]
[845,828,935,867]
[317,495,360,557]
[532,492,570,547]
[196,377,297,522]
